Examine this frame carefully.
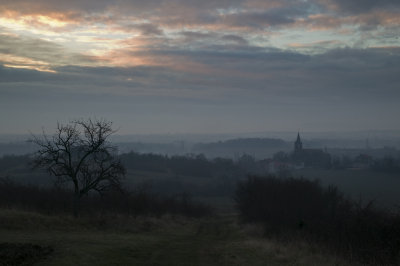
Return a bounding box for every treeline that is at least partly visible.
[193,138,287,151]
[272,150,400,173]
[117,141,185,155]
[0,142,36,156]
[371,156,400,173]
[0,178,211,218]
[0,154,31,172]
[120,152,264,178]
[332,154,400,173]
[235,175,400,264]
[0,152,266,180]
[192,138,290,158]
[0,152,268,201]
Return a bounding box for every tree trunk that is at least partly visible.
[73,191,80,218]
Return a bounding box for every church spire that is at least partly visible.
[294,132,302,152]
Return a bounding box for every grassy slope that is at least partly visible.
[0,209,354,266]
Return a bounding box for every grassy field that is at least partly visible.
[0,209,356,266]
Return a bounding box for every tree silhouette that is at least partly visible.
[30,118,125,217]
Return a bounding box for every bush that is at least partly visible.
[235,175,400,265]
[0,178,212,218]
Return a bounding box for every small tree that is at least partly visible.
[30,118,125,217]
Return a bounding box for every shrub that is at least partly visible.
[235,175,400,265]
[0,177,212,218]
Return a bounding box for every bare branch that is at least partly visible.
[30,118,125,217]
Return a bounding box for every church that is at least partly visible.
[292,133,331,168]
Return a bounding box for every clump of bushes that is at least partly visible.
[93,190,212,218]
[0,177,211,218]
[0,243,53,265]
[235,175,400,265]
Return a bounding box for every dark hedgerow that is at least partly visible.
[235,175,400,265]
[0,177,212,218]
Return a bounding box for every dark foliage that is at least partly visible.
[0,243,53,266]
[193,138,287,151]
[0,152,251,179]
[235,175,400,265]
[0,142,37,156]
[331,155,355,169]
[0,152,259,201]
[372,156,400,173]
[120,151,249,178]
[0,155,30,172]
[0,178,72,214]
[0,178,211,218]
[99,190,212,218]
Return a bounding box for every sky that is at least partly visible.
[0,0,399,135]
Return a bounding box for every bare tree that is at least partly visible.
[30,119,125,217]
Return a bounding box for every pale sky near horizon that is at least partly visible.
[0,0,399,134]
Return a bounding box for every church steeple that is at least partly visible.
[294,132,302,153]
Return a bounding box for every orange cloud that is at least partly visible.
[0,53,56,72]
[0,9,80,28]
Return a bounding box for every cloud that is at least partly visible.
[221,7,302,29]
[134,23,164,36]
[221,34,249,45]
[321,0,400,14]
[0,64,51,82]
[2,46,398,100]
[0,0,320,31]
[1,44,399,133]
[0,32,95,71]
[0,0,112,14]
[180,31,216,42]
[176,31,249,47]
[1,0,398,57]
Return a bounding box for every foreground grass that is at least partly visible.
[0,209,354,266]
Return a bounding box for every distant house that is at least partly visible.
[350,153,373,170]
[263,133,332,172]
[292,133,331,168]
[264,159,296,174]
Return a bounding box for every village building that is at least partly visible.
[292,132,331,168]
